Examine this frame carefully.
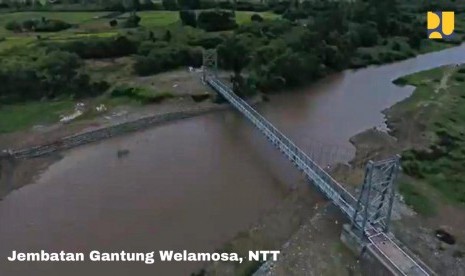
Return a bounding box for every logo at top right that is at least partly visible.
[427,11,455,39]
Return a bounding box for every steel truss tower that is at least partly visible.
[351,155,401,238]
[202,49,218,81]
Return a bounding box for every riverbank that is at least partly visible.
[347,64,465,275]
[198,185,362,276]
[0,92,268,199]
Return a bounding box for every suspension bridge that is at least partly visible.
[202,50,433,275]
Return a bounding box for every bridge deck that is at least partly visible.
[206,77,432,276]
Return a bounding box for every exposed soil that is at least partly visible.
[200,184,362,276]
[260,205,361,276]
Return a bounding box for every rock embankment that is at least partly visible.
[5,105,229,160]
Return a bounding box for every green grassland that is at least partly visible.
[122,11,183,28]
[0,100,75,133]
[391,65,465,214]
[0,11,114,52]
[0,10,278,53]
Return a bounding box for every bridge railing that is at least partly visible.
[207,78,358,218]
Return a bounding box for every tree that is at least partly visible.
[5,21,21,32]
[197,10,237,32]
[251,14,264,22]
[178,0,200,9]
[162,0,179,10]
[164,30,172,42]
[109,19,118,27]
[218,35,252,96]
[36,51,82,97]
[408,33,422,50]
[124,13,141,27]
[179,10,197,27]
[268,50,320,87]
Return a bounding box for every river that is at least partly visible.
[1,44,464,276]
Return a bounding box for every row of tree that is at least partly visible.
[5,17,71,32]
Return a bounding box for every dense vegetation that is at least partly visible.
[0,50,108,104]
[45,35,138,59]
[5,17,71,32]
[390,66,465,214]
[1,0,464,129]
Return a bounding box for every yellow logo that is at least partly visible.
[427,11,455,39]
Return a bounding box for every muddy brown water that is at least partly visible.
[1,45,465,276]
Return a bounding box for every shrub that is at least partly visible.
[178,0,200,9]
[138,41,158,55]
[22,19,36,30]
[162,0,179,10]
[5,21,21,32]
[218,1,233,9]
[455,75,465,82]
[111,86,174,103]
[5,18,71,32]
[271,2,290,15]
[188,34,224,48]
[393,76,408,85]
[35,19,71,32]
[197,9,237,32]
[236,1,268,12]
[458,67,465,74]
[198,0,218,9]
[179,10,197,28]
[109,19,118,27]
[283,9,308,21]
[50,36,138,59]
[251,14,264,22]
[124,14,141,28]
[392,41,401,51]
[133,46,202,76]
[163,30,172,41]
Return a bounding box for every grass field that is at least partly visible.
[123,11,181,28]
[0,11,113,52]
[0,100,75,134]
[0,10,279,53]
[124,10,279,27]
[391,65,465,214]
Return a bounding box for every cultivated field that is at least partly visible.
[0,10,279,52]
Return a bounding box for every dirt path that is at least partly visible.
[434,66,453,93]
